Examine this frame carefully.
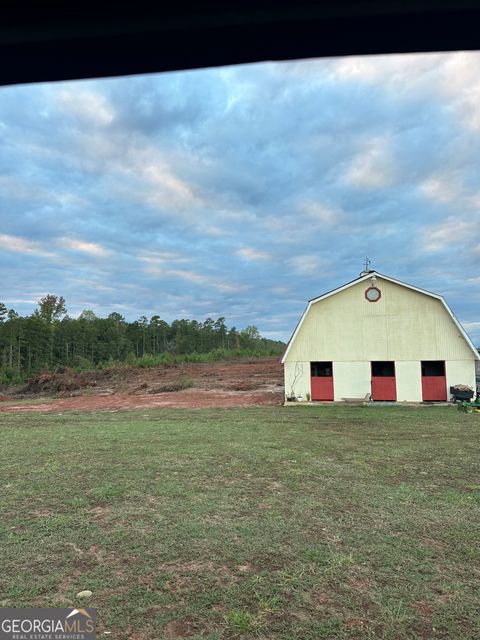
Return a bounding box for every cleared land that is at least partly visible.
[1,405,479,639]
[0,358,284,413]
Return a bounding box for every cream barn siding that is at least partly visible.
[283,273,478,402]
[395,362,423,402]
[446,361,477,394]
[284,361,310,400]
[332,362,370,400]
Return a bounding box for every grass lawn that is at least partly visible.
[1,405,479,639]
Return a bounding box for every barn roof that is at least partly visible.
[281,271,480,363]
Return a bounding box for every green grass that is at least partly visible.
[0,405,479,639]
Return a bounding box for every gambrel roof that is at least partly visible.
[281,271,480,363]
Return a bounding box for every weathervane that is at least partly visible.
[360,257,372,276]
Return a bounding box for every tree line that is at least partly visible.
[0,295,285,383]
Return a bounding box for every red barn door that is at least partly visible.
[421,361,447,401]
[371,361,397,401]
[311,362,334,401]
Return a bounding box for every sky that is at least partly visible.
[0,51,479,344]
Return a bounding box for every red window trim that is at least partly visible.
[365,286,381,302]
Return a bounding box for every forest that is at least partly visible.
[0,295,285,383]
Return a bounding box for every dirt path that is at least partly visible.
[0,358,284,413]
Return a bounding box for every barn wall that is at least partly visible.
[395,362,423,402]
[285,360,475,402]
[284,361,310,399]
[285,277,475,363]
[284,358,476,402]
[332,362,370,400]
[446,360,476,396]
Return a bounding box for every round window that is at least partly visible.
[365,286,381,302]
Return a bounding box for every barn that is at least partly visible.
[282,271,479,403]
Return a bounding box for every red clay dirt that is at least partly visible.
[0,358,284,414]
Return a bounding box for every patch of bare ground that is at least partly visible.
[302,588,338,609]
[106,628,152,640]
[411,600,437,638]
[423,537,446,551]
[157,560,238,590]
[237,562,253,573]
[89,505,111,529]
[49,568,83,605]
[412,600,433,621]
[32,509,53,517]
[347,575,374,593]
[0,357,284,413]
[211,603,227,613]
[345,617,369,629]
[164,619,200,639]
[434,592,451,604]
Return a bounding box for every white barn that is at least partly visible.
[282,271,479,403]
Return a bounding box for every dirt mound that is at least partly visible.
[26,367,97,394]
[2,357,284,413]
[148,381,192,394]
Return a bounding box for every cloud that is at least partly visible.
[59,237,111,257]
[436,52,480,132]
[422,217,476,252]
[0,175,44,202]
[142,262,246,293]
[56,88,115,126]
[138,250,191,265]
[236,247,272,261]
[139,150,198,210]
[344,136,393,189]
[332,53,442,92]
[301,201,341,225]
[462,320,480,331]
[420,174,457,204]
[332,51,480,137]
[288,255,325,276]
[0,233,53,257]
[1,51,480,342]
